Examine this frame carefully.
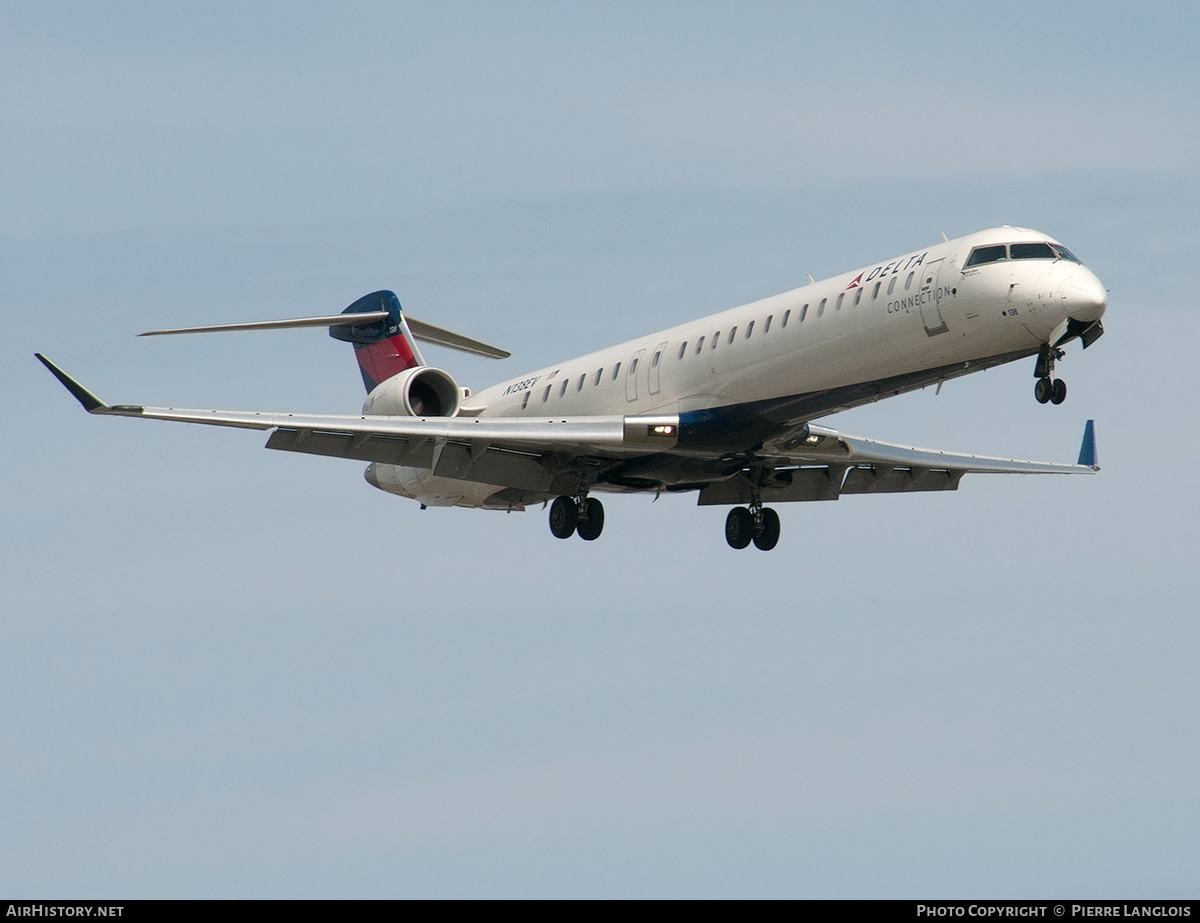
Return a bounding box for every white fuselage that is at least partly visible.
[370,227,1107,507]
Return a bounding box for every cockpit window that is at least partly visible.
[1010,242,1057,260]
[965,245,1007,266]
[968,241,1083,266]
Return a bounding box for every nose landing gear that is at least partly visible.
[1034,344,1068,405]
[1034,376,1067,405]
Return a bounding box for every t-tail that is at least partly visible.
[138,290,510,394]
[329,291,423,392]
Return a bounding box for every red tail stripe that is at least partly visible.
[357,334,418,389]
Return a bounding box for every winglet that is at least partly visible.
[1077,419,1098,469]
[35,353,108,413]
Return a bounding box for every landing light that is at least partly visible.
[653,425,675,435]
[805,434,821,444]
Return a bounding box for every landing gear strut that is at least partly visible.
[724,503,781,551]
[1034,344,1067,405]
[548,494,605,541]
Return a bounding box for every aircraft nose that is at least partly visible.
[1062,272,1107,322]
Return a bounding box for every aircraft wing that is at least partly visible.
[696,420,1097,505]
[35,353,676,458]
[761,421,1097,474]
[38,354,1096,503]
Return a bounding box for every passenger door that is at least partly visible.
[919,259,949,336]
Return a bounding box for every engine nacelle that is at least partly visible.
[362,366,462,417]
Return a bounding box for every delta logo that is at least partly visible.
[844,273,863,290]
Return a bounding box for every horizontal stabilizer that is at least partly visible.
[404,317,510,359]
[138,300,509,359]
[140,312,390,336]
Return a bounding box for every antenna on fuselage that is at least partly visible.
[940,231,949,242]
[806,273,815,284]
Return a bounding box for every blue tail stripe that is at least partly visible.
[329,291,403,346]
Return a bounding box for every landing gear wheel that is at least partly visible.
[576,498,605,541]
[1034,377,1052,404]
[549,496,578,539]
[753,507,781,551]
[725,507,754,549]
[1051,378,1067,405]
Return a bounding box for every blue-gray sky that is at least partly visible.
[2,1,1197,897]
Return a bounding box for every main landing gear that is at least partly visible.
[1034,344,1067,405]
[548,494,605,541]
[724,504,780,551]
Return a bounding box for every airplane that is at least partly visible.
[37,225,1106,551]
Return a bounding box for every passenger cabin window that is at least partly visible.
[764,315,772,333]
[630,357,638,374]
[818,298,827,316]
[521,391,531,409]
[577,375,585,392]
[542,385,551,402]
[965,244,1007,266]
[652,350,661,368]
[1010,242,1057,260]
[853,288,862,306]
[712,332,720,349]
[746,320,754,338]
[678,342,687,359]
[782,308,791,327]
[798,304,807,321]
[595,368,603,386]
[872,281,881,299]
[905,271,915,289]
[695,336,705,353]
[835,293,845,310]
[560,380,568,397]
[728,327,736,344]
[612,362,621,380]
[887,277,896,295]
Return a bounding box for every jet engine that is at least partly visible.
[362,366,462,417]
